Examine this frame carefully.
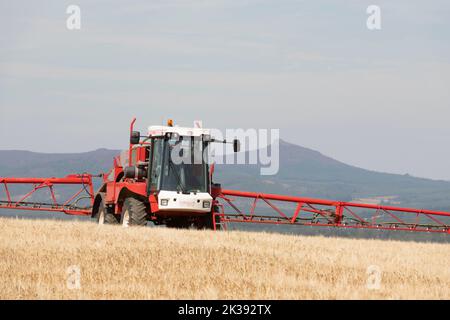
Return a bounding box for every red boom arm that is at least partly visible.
[214,189,450,234]
[0,175,95,216]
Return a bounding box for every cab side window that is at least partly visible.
[149,139,163,192]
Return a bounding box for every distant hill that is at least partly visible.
[0,148,119,178]
[1,140,450,212]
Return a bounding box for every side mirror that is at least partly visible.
[233,139,240,153]
[130,131,140,145]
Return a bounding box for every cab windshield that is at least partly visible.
[149,135,209,193]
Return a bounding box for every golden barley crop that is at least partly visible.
[0,217,448,299]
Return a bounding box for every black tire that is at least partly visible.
[120,197,147,227]
[96,199,119,225]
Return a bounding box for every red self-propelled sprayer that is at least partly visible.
[1,118,449,234]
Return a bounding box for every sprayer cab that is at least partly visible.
[145,124,213,213]
[123,119,239,215]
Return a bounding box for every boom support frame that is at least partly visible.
[1,175,449,235]
[0,175,94,216]
[214,189,450,234]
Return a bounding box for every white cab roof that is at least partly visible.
[148,125,211,137]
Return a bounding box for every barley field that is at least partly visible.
[0,217,449,299]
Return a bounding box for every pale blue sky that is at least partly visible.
[1,0,450,179]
